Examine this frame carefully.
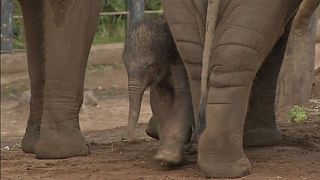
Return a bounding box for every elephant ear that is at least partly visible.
[162,0,207,65]
[276,0,320,109]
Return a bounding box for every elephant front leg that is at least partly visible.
[34,0,100,159]
[151,87,193,165]
[19,0,44,154]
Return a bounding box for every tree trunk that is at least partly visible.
[276,1,319,109]
[316,7,320,42]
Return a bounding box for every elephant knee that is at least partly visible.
[207,68,256,104]
[211,43,263,71]
[208,43,263,87]
[207,44,261,104]
[209,67,255,88]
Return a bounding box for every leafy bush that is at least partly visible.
[288,105,308,123]
[12,0,24,49]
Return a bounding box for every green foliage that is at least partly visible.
[288,105,308,123]
[12,0,162,49]
[92,0,127,44]
[93,15,127,45]
[145,0,162,10]
[86,64,123,72]
[12,0,25,49]
[12,0,22,16]
[103,0,126,11]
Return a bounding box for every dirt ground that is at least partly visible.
[1,48,320,180]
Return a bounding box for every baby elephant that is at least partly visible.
[123,18,194,165]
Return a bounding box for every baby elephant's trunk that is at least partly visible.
[127,79,146,139]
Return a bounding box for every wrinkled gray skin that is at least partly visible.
[162,0,319,178]
[123,18,194,165]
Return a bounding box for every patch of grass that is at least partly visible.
[288,105,308,123]
[93,87,127,99]
[86,64,111,71]
[112,63,124,69]
[1,84,29,101]
[86,64,124,72]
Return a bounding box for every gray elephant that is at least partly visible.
[123,18,194,165]
[18,0,318,178]
[161,0,319,178]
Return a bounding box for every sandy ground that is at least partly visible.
[0,46,320,179]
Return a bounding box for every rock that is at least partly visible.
[19,90,31,104]
[2,146,10,151]
[83,90,99,107]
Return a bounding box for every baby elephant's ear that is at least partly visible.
[162,0,206,65]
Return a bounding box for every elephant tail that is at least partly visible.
[198,0,221,135]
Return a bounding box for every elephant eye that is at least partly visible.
[148,64,156,70]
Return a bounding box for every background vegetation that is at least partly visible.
[12,0,162,49]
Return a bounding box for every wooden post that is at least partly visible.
[276,1,319,109]
[316,7,320,42]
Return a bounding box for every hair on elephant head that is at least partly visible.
[124,18,179,85]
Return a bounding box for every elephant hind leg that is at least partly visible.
[19,0,45,154]
[243,25,291,147]
[198,0,293,177]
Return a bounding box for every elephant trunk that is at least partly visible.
[127,79,146,139]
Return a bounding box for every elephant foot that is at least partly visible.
[198,153,251,178]
[145,116,159,140]
[35,128,90,159]
[145,128,159,140]
[198,132,251,178]
[154,144,185,166]
[244,125,282,147]
[21,123,40,154]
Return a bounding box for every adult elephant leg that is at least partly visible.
[243,29,291,147]
[162,0,207,137]
[19,0,44,154]
[34,0,100,159]
[198,0,293,177]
